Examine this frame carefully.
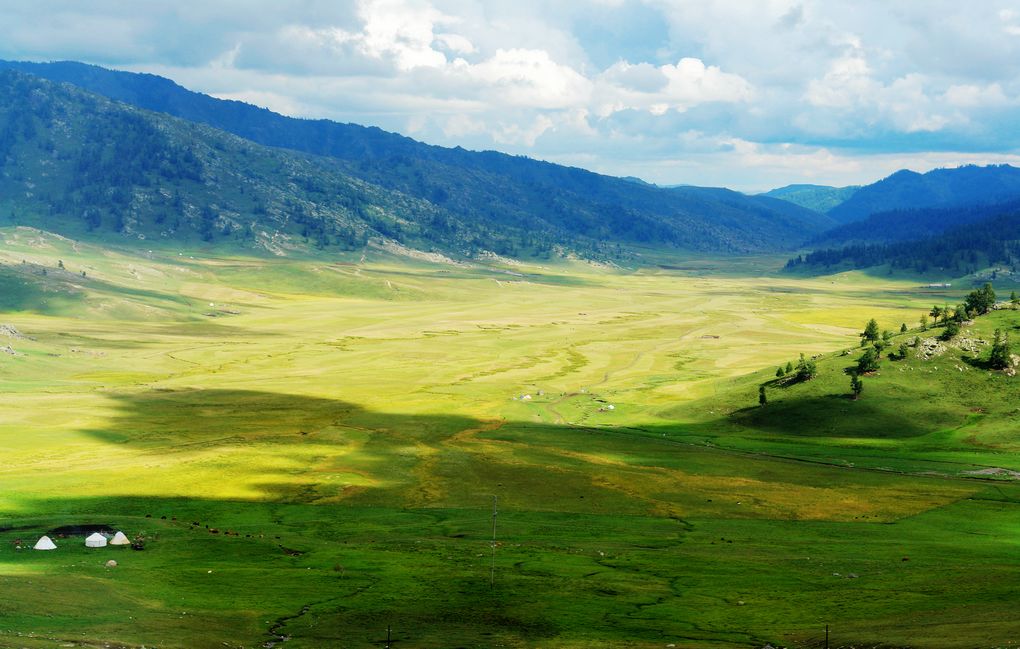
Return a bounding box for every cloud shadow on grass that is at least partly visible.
[728,393,934,439]
[81,388,478,448]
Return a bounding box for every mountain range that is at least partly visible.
[5,59,1020,267]
[825,164,1020,224]
[0,60,833,258]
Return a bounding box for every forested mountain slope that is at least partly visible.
[0,69,522,255]
[809,199,1020,248]
[827,165,1020,224]
[0,59,834,255]
[788,208,1020,276]
[761,183,859,213]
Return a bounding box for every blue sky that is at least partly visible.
[5,1,1020,191]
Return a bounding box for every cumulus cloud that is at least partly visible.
[594,58,752,117]
[454,48,592,109]
[942,83,1010,108]
[2,0,1020,189]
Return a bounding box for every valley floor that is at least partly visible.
[1,228,1018,648]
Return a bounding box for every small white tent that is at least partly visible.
[109,531,130,546]
[85,532,108,548]
[33,536,56,550]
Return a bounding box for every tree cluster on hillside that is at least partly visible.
[759,299,1017,408]
[965,283,997,315]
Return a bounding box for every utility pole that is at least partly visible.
[385,624,391,649]
[490,495,498,587]
[825,623,829,649]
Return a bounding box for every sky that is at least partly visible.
[4,1,1020,191]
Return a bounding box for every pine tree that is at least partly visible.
[776,366,785,378]
[758,385,767,407]
[785,361,793,374]
[900,323,908,333]
[920,314,928,331]
[857,347,880,373]
[990,328,1011,369]
[941,319,960,340]
[850,374,863,400]
[873,339,889,357]
[861,319,880,344]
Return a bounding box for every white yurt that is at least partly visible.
[85,532,108,548]
[33,536,57,550]
[109,531,130,546]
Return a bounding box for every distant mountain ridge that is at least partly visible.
[809,199,1020,248]
[826,164,1020,224]
[0,69,456,254]
[0,59,835,256]
[787,205,1020,277]
[760,184,859,213]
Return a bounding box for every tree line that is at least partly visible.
[786,211,1020,276]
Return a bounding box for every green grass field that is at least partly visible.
[2,226,1020,649]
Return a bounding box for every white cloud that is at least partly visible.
[803,51,958,134]
[943,83,1010,108]
[1001,8,1020,36]
[279,0,452,72]
[455,48,592,109]
[492,114,555,146]
[6,0,1020,189]
[435,32,475,55]
[593,57,752,117]
[441,113,487,138]
[804,53,875,109]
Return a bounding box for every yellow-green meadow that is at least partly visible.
[2,227,1018,649]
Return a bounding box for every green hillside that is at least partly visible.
[760,183,859,213]
[693,304,1020,474]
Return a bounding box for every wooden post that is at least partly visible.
[490,495,498,587]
